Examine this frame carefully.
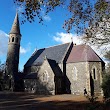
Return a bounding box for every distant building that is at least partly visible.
[24,42,105,96]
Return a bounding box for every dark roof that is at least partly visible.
[10,12,21,35]
[24,43,70,67]
[24,73,37,79]
[67,44,104,63]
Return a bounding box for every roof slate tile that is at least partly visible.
[24,43,70,67]
[67,44,103,63]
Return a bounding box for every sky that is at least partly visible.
[0,0,110,71]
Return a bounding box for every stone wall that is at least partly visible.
[66,62,89,95]
[24,66,40,74]
[24,79,36,93]
[37,59,55,95]
[88,62,103,96]
[24,59,103,96]
[66,62,103,96]
[24,59,55,95]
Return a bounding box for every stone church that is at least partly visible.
[6,13,105,95]
[24,43,105,96]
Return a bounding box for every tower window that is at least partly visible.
[9,38,10,42]
[12,37,14,42]
[16,38,18,43]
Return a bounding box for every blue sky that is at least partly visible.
[0,0,109,71]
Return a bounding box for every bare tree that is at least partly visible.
[83,17,110,46]
[14,0,110,46]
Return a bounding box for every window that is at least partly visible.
[72,66,78,81]
[16,37,18,43]
[93,68,96,79]
[91,66,97,80]
[43,70,48,82]
[9,38,10,42]
[12,37,14,42]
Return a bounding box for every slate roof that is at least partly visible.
[67,44,104,63]
[24,43,70,67]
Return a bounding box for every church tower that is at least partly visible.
[6,12,21,90]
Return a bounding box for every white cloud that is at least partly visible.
[20,46,27,54]
[53,32,110,63]
[0,30,30,56]
[0,30,8,56]
[20,42,31,54]
[43,15,51,21]
[41,9,51,22]
[53,32,83,44]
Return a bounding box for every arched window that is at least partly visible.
[12,37,14,42]
[43,70,48,82]
[16,37,18,43]
[93,68,96,79]
[91,66,97,80]
[72,66,78,81]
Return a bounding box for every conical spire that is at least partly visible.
[10,12,21,35]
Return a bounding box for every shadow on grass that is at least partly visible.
[0,92,110,110]
[0,91,46,101]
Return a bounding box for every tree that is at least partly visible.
[104,51,110,75]
[14,0,62,24]
[14,1,109,29]
[101,74,110,98]
[0,61,6,90]
[14,0,110,46]
[0,61,5,79]
[101,50,110,98]
[82,17,110,46]
[104,50,110,60]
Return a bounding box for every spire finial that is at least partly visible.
[71,36,73,42]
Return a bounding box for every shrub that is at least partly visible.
[101,74,110,98]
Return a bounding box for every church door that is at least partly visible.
[55,78,62,94]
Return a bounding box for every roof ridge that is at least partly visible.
[30,42,70,57]
[39,42,70,50]
[61,42,73,63]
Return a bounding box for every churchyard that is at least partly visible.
[0,92,110,110]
